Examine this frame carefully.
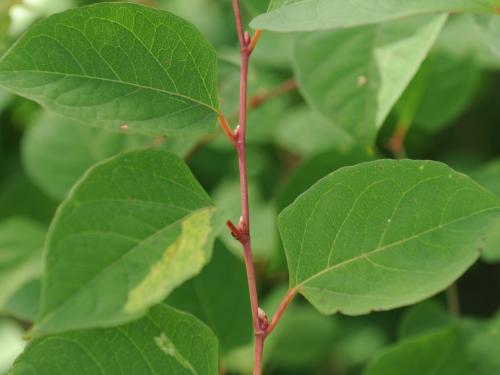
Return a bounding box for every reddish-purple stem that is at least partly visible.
[229,2,296,374]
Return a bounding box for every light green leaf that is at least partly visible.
[35,149,224,336]
[279,159,500,315]
[363,327,467,375]
[274,106,355,157]
[473,14,500,57]
[472,159,500,262]
[213,179,277,259]
[251,0,500,32]
[0,3,219,137]
[168,241,252,353]
[22,111,200,200]
[293,15,446,144]
[436,14,500,69]
[5,278,41,322]
[0,321,25,374]
[0,218,45,313]
[22,112,149,200]
[9,304,219,375]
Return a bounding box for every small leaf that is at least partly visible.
[293,15,446,144]
[35,149,224,336]
[363,327,467,375]
[279,159,500,315]
[0,3,219,137]
[9,304,219,375]
[0,218,45,313]
[251,0,500,32]
[168,241,252,353]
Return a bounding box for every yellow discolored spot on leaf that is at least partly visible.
[124,207,216,314]
[154,333,198,374]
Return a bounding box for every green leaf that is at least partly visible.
[436,14,500,69]
[397,300,452,339]
[363,326,467,375]
[0,218,45,313]
[277,146,373,211]
[395,51,480,133]
[213,179,277,259]
[22,112,149,200]
[0,320,25,374]
[168,241,252,353]
[4,278,41,322]
[22,111,200,200]
[9,304,219,375]
[278,159,500,315]
[473,14,500,57]
[467,312,500,375]
[0,3,219,137]
[472,159,500,262]
[251,0,500,32]
[35,149,224,336]
[293,15,446,144]
[274,106,355,157]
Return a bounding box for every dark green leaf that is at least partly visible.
[35,149,224,336]
[363,327,467,375]
[0,3,219,137]
[10,304,219,375]
[168,241,252,353]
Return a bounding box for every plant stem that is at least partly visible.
[228,2,296,373]
[266,288,297,336]
[230,1,265,374]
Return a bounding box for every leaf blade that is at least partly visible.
[279,159,500,315]
[10,304,219,375]
[251,0,500,32]
[0,3,219,137]
[36,149,223,336]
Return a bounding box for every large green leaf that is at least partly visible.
[278,159,500,315]
[9,304,219,375]
[0,218,45,313]
[35,149,224,336]
[251,0,500,32]
[363,327,467,375]
[167,241,252,353]
[0,3,219,137]
[293,15,446,144]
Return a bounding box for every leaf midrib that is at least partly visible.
[295,206,499,289]
[0,69,219,113]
